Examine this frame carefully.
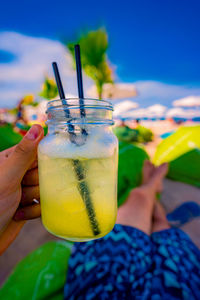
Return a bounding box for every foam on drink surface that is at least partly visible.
[38,127,118,241]
[39,127,116,159]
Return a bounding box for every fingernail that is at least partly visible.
[14,210,25,221]
[26,125,40,140]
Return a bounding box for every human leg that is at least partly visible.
[151,201,170,233]
[116,161,168,235]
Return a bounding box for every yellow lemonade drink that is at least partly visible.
[38,128,118,242]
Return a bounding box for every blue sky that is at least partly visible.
[0,0,200,107]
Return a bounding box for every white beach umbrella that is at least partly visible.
[123,104,167,119]
[114,104,167,120]
[87,83,137,100]
[113,100,139,117]
[146,104,167,118]
[173,96,200,107]
[166,108,185,118]
[166,107,200,119]
[147,104,167,113]
[120,108,147,119]
[116,105,167,119]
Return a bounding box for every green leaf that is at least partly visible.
[114,125,153,144]
[154,125,200,188]
[66,28,113,99]
[136,125,154,143]
[0,241,72,300]
[0,124,22,151]
[114,126,139,143]
[39,77,58,100]
[118,142,149,206]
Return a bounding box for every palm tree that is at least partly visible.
[67,28,113,99]
[39,76,58,100]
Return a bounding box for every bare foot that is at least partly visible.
[142,160,155,185]
[151,201,170,233]
[116,161,168,235]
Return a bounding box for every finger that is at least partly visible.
[28,159,38,170]
[14,204,41,221]
[22,168,39,186]
[2,145,16,157]
[0,220,26,255]
[6,125,44,182]
[0,145,16,162]
[21,185,40,206]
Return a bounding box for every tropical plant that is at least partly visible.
[114,125,153,144]
[22,94,34,105]
[39,76,58,100]
[136,125,154,143]
[0,123,22,151]
[67,28,113,99]
[18,94,39,107]
[114,126,139,143]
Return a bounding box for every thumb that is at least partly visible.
[7,125,44,181]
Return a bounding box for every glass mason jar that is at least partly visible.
[38,98,118,242]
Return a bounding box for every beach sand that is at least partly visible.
[161,178,200,248]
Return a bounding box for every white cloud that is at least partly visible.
[166,108,200,118]
[173,96,200,107]
[0,32,200,109]
[133,81,200,107]
[0,32,93,107]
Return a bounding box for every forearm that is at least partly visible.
[0,219,26,255]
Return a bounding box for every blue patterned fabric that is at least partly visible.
[167,201,200,227]
[64,224,200,299]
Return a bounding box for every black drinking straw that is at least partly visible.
[52,62,66,100]
[74,44,100,235]
[52,61,100,236]
[75,44,87,123]
[52,62,74,133]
